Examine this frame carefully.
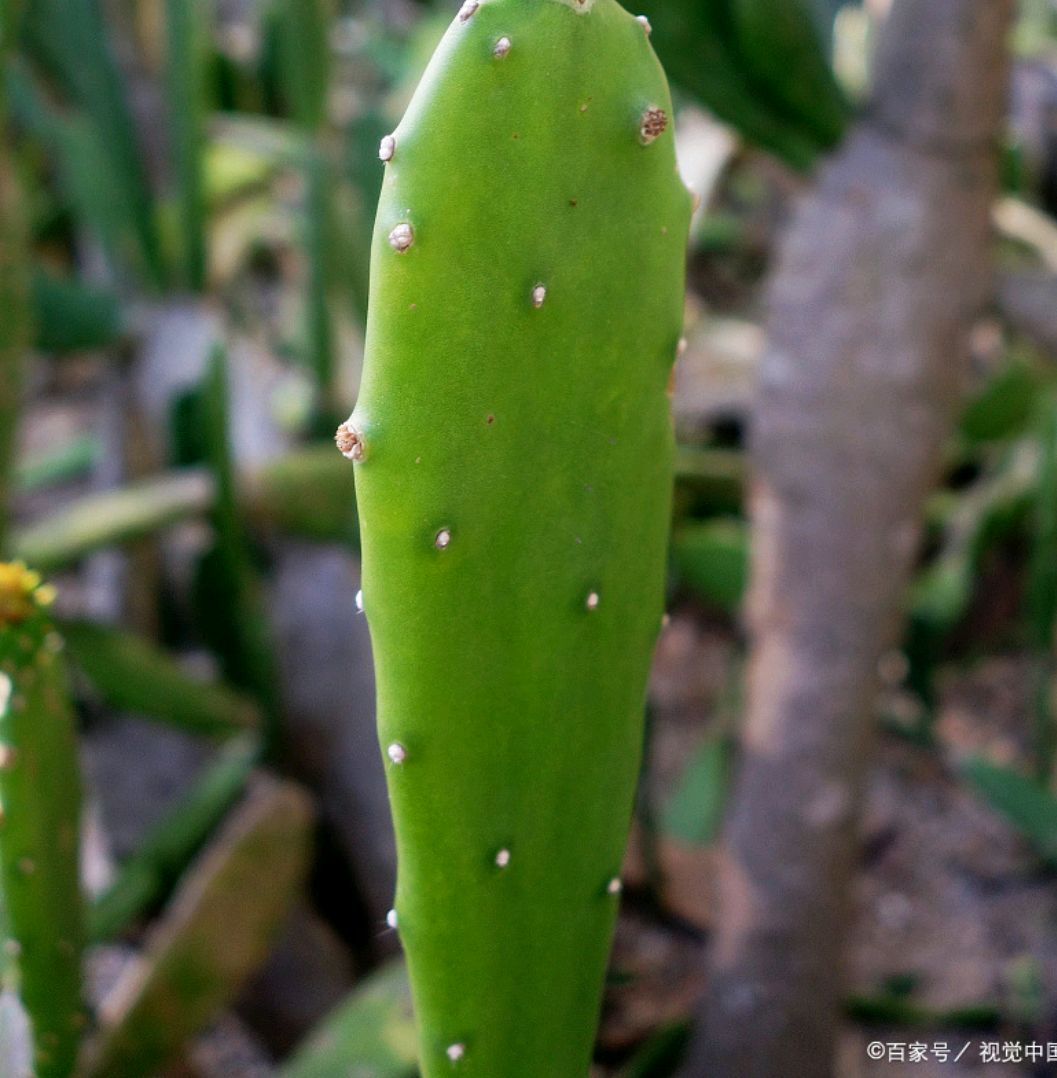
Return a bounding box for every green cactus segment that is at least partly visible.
[85,777,313,1078]
[88,734,258,942]
[59,619,259,739]
[0,564,83,1078]
[351,2,690,1073]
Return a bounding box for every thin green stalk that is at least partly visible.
[0,36,30,553]
[88,734,258,942]
[1028,393,1057,782]
[303,141,339,423]
[164,0,209,290]
[200,347,283,758]
[21,0,163,286]
[274,0,331,134]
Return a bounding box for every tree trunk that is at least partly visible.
[682,2,1014,1075]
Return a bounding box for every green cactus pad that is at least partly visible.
[348,1,690,1073]
[0,563,83,1078]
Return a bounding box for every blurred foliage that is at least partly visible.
[30,269,121,353]
[963,757,1057,866]
[638,0,849,168]
[88,734,259,942]
[662,733,731,846]
[280,959,417,1078]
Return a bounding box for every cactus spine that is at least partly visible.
[347,1,690,1073]
[0,564,83,1078]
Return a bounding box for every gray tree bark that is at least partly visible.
[682,3,1014,1075]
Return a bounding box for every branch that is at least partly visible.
[683,2,1014,1075]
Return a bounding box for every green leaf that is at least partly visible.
[197,349,281,752]
[164,0,210,290]
[60,618,259,738]
[88,735,259,942]
[12,470,214,572]
[616,1021,691,1078]
[83,777,313,1077]
[30,269,122,354]
[959,361,1040,445]
[636,0,837,169]
[281,960,418,1078]
[662,735,731,846]
[728,0,849,149]
[962,756,1057,864]
[20,0,162,284]
[15,435,100,492]
[671,519,749,613]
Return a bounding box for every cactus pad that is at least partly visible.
[348,0,691,1073]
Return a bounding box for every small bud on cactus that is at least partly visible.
[639,106,668,144]
[335,421,365,462]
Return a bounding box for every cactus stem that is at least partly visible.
[636,14,651,33]
[639,107,668,144]
[531,284,547,308]
[387,742,408,765]
[585,591,601,611]
[494,848,511,868]
[386,908,399,929]
[446,1044,466,1063]
[434,528,453,550]
[355,589,365,614]
[607,877,623,895]
[493,36,512,57]
[379,135,397,163]
[457,0,478,22]
[388,223,415,253]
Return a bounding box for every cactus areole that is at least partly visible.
[347,0,691,1072]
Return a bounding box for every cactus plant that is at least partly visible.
[88,733,259,942]
[345,1,691,1073]
[84,775,313,1078]
[0,564,83,1078]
